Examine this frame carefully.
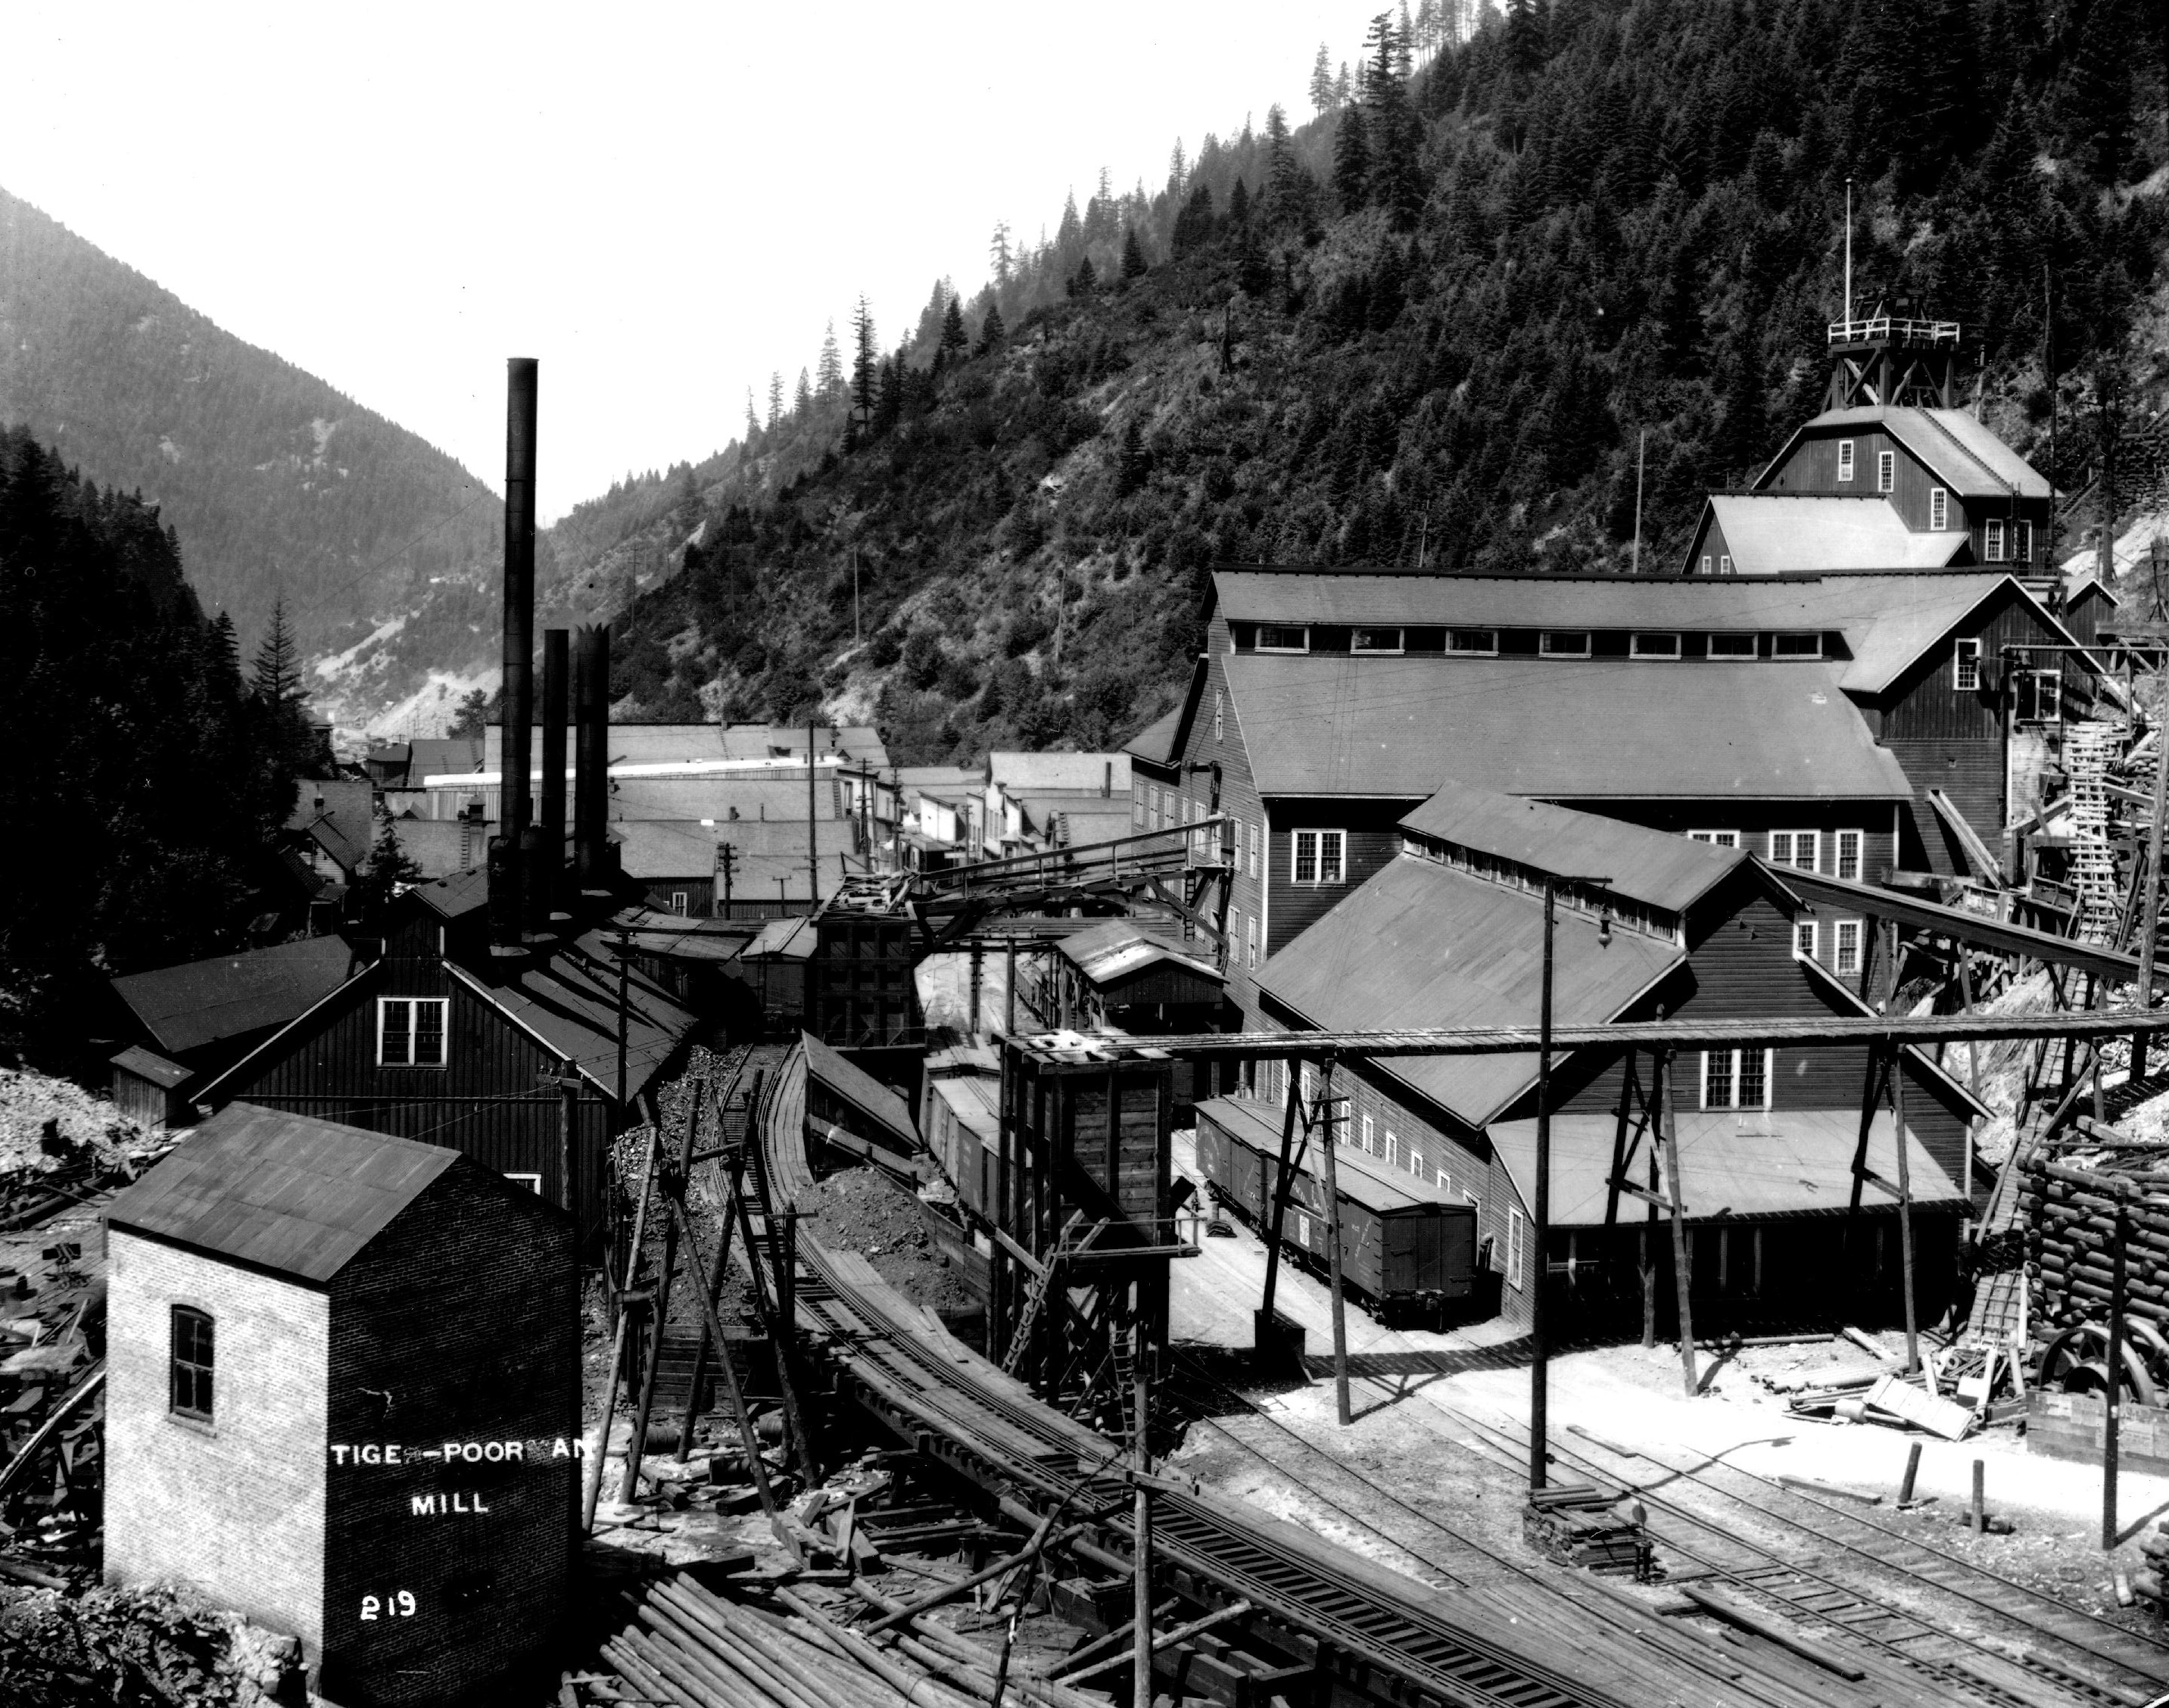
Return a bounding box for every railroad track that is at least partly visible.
[1427,1392,2169,1708]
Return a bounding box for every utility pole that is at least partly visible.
[2136,671,2168,1078]
[806,719,821,911]
[1533,874,1608,1491]
[1630,430,1646,576]
[852,545,862,643]
[614,924,632,1114]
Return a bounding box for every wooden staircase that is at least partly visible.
[2063,720,2124,943]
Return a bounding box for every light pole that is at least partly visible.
[1533,872,1610,1494]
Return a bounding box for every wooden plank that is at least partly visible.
[1862,1373,1974,1441]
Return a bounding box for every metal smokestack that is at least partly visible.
[541,628,569,921]
[574,623,614,891]
[491,357,540,955]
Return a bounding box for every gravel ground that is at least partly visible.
[798,1164,981,1317]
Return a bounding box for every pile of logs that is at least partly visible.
[2021,1155,2169,1348]
[590,1572,1114,1708]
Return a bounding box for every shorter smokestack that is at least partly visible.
[487,833,522,957]
[574,624,615,891]
[541,628,569,920]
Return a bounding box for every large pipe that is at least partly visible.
[494,357,539,951]
[541,628,570,921]
[575,623,613,890]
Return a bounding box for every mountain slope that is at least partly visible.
[0,188,507,719]
[575,0,2165,766]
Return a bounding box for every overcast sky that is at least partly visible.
[6,2,1368,522]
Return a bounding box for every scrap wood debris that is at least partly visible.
[0,1582,304,1707]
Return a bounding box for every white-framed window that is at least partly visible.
[1795,921,1818,961]
[1688,829,1740,847]
[2017,669,2062,723]
[1448,628,1497,655]
[1834,918,1862,976]
[1352,626,1404,653]
[1507,1205,1525,1288]
[1718,554,1734,575]
[1930,488,1949,531]
[1953,637,1980,691]
[1256,624,1309,653]
[1245,912,1257,970]
[1708,632,1756,659]
[377,997,449,1068]
[1834,829,1862,882]
[1877,450,1895,492]
[1435,1164,1452,1194]
[1984,519,2007,562]
[1407,1144,1424,1177]
[503,1172,543,1193]
[1837,439,1856,482]
[1132,782,1145,830]
[1701,1047,1772,1110]
[1214,690,1224,741]
[2013,520,2033,563]
[1540,631,1591,657]
[1773,631,1822,658]
[1768,830,1819,871]
[1700,554,1712,575]
[1361,1112,1376,1154]
[1631,632,1681,659]
[1292,829,1345,884]
[1385,1129,1400,1167]
[1148,785,1161,827]
[1248,821,1261,880]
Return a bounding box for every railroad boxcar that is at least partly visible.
[1195,1096,1476,1306]
[923,1070,1001,1220]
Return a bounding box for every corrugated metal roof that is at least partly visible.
[104,1102,465,1283]
[453,930,697,1102]
[111,936,356,1058]
[1769,407,2053,500]
[1225,655,1914,801]
[1486,1108,1968,1227]
[413,866,489,919]
[743,916,818,959]
[1056,920,1223,989]
[109,1045,191,1089]
[1399,787,1744,913]
[802,1033,919,1149]
[1703,495,1968,574]
[1257,856,1680,1127]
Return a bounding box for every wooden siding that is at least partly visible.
[215,970,615,1238]
[1579,799,1896,882]
[812,917,920,1046]
[1761,425,2051,568]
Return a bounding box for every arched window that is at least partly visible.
[170,1306,214,1421]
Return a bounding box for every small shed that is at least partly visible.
[109,935,355,1099]
[1046,921,1225,1110]
[103,1103,578,1708]
[108,1046,192,1130]
[802,1032,921,1170]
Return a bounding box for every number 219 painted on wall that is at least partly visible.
[360,1591,416,1619]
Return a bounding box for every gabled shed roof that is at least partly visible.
[1224,656,1912,801]
[1400,786,1746,914]
[1056,919,1223,991]
[1758,406,2053,500]
[1698,494,1969,574]
[111,935,355,1058]
[104,1102,469,1283]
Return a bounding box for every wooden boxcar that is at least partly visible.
[1195,1096,1476,1305]
[924,1072,1001,1220]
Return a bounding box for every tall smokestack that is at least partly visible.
[541,628,569,921]
[575,623,614,892]
[491,357,540,955]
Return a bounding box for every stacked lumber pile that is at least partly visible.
[2022,1153,2169,1350]
[1522,1485,1648,1575]
[590,1572,1114,1708]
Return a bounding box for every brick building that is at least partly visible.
[104,1102,578,1707]
[1236,787,1980,1332]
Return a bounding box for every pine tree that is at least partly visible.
[1057,189,1083,253]
[940,294,969,357]
[1310,42,1336,112]
[817,321,844,400]
[209,611,240,682]
[355,806,424,924]
[745,389,761,440]
[1121,227,1149,279]
[1505,0,1544,75]
[1335,61,1353,105]
[1228,179,1251,227]
[989,222,1014,285]
[1264,104,1304,230]
[975,303,1005,357]
[1168,139,1188,196]
[2065,0,2138,183]
[1367,11,1425,228]
[766,372,784,429]
[251,597,303,706]
[447,687,490,738]
[1334,101,1372,214]
[1070,255,1099,296]
[851,298,879,419]
[795,368,814,416]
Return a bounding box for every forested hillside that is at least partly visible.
[0,427,311,1049]
[586,0,2168,763]
[0,189,506,715]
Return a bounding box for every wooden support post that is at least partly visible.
[2106,1183,2129,1551]
[1971,1458,1987,1535]
[995,1039,1013,1362]
[1659,1049,1697,1398]
[584,1121,660,1532]
[621,1091,696,1504]
[1641,1072,1659,1351]
[662,1192,785,1529]
[676,1064,753,1461]
[1317,1056,1351,1427]
[2138,673,2169,1076]
[1899,1442,1922,1506]
[1132,1326,1154,1708]
[969,941,983,1036]
[1256,1057,1304,1346]
[1005,937,1017,1036]
[1889,1049,1921,1376]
